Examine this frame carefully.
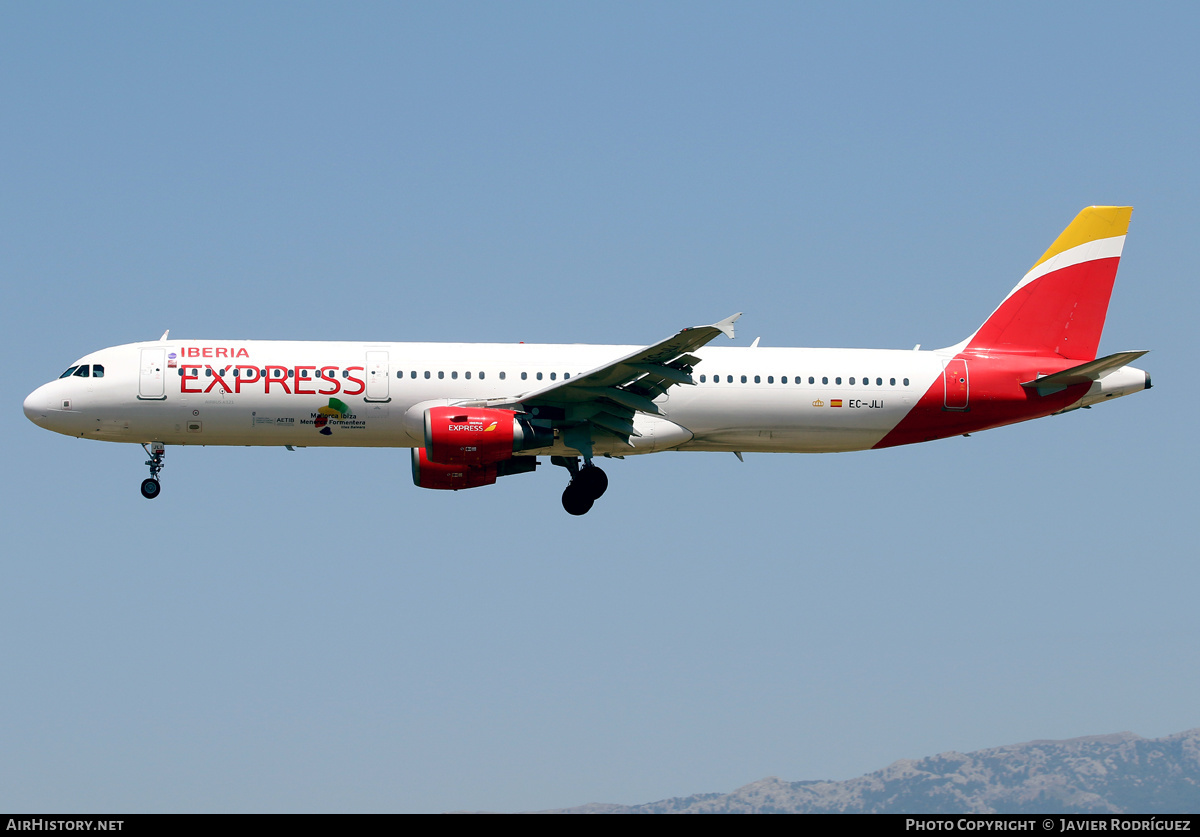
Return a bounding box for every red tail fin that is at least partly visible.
[964,206,1131,360]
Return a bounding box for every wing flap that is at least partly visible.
[589,410,642,438]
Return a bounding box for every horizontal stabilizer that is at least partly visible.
[1021,350,1148,394]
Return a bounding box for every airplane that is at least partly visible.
[23,206,1150,515]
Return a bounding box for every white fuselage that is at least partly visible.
[24,339,948,455]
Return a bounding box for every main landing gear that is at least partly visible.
[554,456,608,516]
[140,442,165,499]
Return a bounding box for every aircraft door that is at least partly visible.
[139,348,166,400]
[365,351,390,402]
[943,358,969,411]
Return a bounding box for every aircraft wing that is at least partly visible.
[478,313,741,448]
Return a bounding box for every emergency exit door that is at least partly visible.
[365,351,390,402]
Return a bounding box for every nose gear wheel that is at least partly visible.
[140,442,165,499]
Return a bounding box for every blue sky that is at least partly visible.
[3,2,1196,813]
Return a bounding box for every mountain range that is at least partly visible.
[536,729,1200,813]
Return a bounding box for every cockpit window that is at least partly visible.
[59,366,79,379]
[92,364,104,378]
[73,365,90,378]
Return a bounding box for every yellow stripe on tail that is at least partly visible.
[1030,206,1132,271]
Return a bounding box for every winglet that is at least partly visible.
[159,329,170,341]
[714,312,742,340]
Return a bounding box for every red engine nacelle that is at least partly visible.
[424,406,549,466]
[410,447,498,491]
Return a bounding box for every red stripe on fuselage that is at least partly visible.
[873,354,1091,449]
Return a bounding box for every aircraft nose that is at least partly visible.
[23,385,52,427]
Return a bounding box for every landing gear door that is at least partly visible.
[943,358,969,411]
[139,348,166,400]
[365,351,390,402]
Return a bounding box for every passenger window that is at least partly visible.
[451,371,458,379]
[74,365,90,378]
[890,378,895,386]
[903,378,910,386]
[740,375,747,383]
[537,372,543,380]
[205,368,212,377]
[753,375,760,383]
[564,372,570,379]
[822,377,828,384]
[479,372,485,380]
[424,371,430,379]
[59,366,78,379]
[500,372,506,380]
[700,374,706,383]
[521,372,527,380]
[808,377,814,384]
[835,377,842,385]
[727,375,733,383]
[438,371,444,379]
[849,377,855,385]
[411,371,417,379]
[550,372,556,381]
[92,365,104,378]
[767,376,774,384]
[876,378,882,386]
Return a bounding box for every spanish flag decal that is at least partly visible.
[830,399,843,408]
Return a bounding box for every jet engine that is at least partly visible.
[423,406,552,466]
[411,407,550,490]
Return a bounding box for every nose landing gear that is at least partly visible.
[554,456,608,516]
[140,442,165,499]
